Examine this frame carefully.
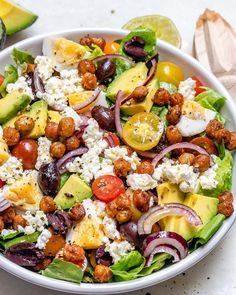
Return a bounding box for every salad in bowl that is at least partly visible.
[0,27,234,285]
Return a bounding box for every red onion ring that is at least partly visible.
[91,54,135,66]
[152,142,212,167]
[143,231,188,260]
[72,88,101,111]
[114,90,124,139]
[56,147,88,171]
[145,244,180,267]
[138,203,202,235]
[142,58,157,86]
[103,132,116,148]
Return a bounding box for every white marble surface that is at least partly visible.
[2,0,236,294]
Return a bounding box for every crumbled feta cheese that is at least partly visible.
[60,106,83,129]
[35,137,53,170]
[199,161,218,190]
[103,216,120,240]
[0,156,23,184]
[105,240,134,263]
[126,173,157,191]
[96,158,114,177]
[20,211,48,234]
[82,199,106,222]
[82,118,104,149]
[82,199,98,218]
[36,229,52,249]
[35,56,54,81]
[178,78,196,100]
[93,200,106,218]
[6,76,33,98]
[1,229,17,237]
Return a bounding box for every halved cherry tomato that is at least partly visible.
[123,112,163,151]
[104,132,120,146]
[0,179,6,188]
[104,41,120,54]
[191,76,205,96]
[190,137,218,155]
[0,74,4,86]
[154,62,184,87]
[74,257,88,271]
[43,234,65,257]
[92,175,125,203]
[12,139,38,169]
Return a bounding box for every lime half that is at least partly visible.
[122,15,181,48]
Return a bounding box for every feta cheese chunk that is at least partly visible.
[6,76,33,98]
[1,229,17,237]
[178,77,196,100]
[0,156,23,184]
[126,173,157,191]
[103,216,120,240]
[35,137,53,170]
[35,56,54,81]
[199,161,218,190]
[36,229,52,249]
[20,211,48,235]
[82,118,104,149]
[105,240,134,263]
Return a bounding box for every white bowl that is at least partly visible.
[0,28,235,294]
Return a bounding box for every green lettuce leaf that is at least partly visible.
[42,258,84,283]
[0,64,18,96]
[111,250,145,282]
[198,151,233,198]
[195,88,226,123]
[189,214,225,251]
[3,232,40,249]
[0,231,22,241]
[159,81,177,94]
[138,253,170,277]
[151,105,168,126]
[59,172,71,189]
[87,45,104,60]
[11,48,34,65]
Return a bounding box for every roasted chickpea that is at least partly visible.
[166,125,182,144]
[153,88,171,106]
[178,152,195,165]
[169,92,184,106]
[106,200,118,218]
[166,105,182,125]
[58,117,75,137]
[33,258,52,272]
[78,59,96,75]
[115,193,131,210]
[116,209,132,223]
[94,264,112,283]
[91,37,106,50]
[193,154,210,172]
[206,119,223,138]
[219,192,233,204]
[133,189,150,212]
[13,215,26,230]
[0,217,4,231]
[1,207,16,224]
[151,223,161,234]
[65,135,80,151]
[50,142,66,159]
[214,128,231,143]
[131,86,148,103]
[3,127,20,146]
[122,145,134,156]
[82,72,97,90]
[39,196,56,213]
[14,116,35,133]
[63,243,85,262]
[26,63,36,74]
[217,201,234,217]
[226,132,236,150]
[136,161,154,175]
[45,122,59,140]
[114,158,131,178]
[80,36,93,47]
[69,203,85,221]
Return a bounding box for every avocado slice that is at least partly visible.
[106,62,148,101]
[48,110,62,124]
[54,174,92,209]
[121,78,159,116]
[3,100,48,138]
[0,91,31,124]
[0,18,6,49]
[0,0,38,35]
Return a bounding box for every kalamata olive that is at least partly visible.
[28,70,44,100]
[124,36,148,59]
[95,245,112,266]
[47,211,72,235]
[91,105,115,131]
[95,59,116,84]
[38,162,61,196]
[119,222,139,245]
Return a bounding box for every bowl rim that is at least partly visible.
[0,27,236,294]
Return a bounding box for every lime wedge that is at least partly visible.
[122,15,181,48]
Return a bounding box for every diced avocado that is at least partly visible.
[48,110,62,124]
[106,63,148,101]
[54,174,92,209]
[0,0,38,35]
[163,193,219,241]
[0,18,6,50]
[3,100,48,138]
[121,78,159,116]
[0,91,31,124]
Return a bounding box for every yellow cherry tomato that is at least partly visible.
[155,61,184,87]
[104,41,120,54]
[123,112,164,151]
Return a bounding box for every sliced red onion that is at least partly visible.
[103,132,116,147]
[77,115,90,127]
[143,231,188,260]
[114,90,124,139]
[56,147,88,171]
[142,58,157,86]
[74,125,88,140]
[72,88,101,111]
[0,198,11,212]
[91,54,135,66]
[152,142,211,167]
[145,244,180,267]
[138,203,202,235]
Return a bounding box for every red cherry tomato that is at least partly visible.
[191,76,205,96]
[74,257,88,271]
[190,137,218,155]
[0,74,4,86]
[12,139,38,169]
[92,175,125,203]
[0,179,6,188]
[105,132,120,146]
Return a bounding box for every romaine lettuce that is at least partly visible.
[138,253,170,277]
[0,64,18,96]
[87,45,104,60]
[11,48,34,65]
